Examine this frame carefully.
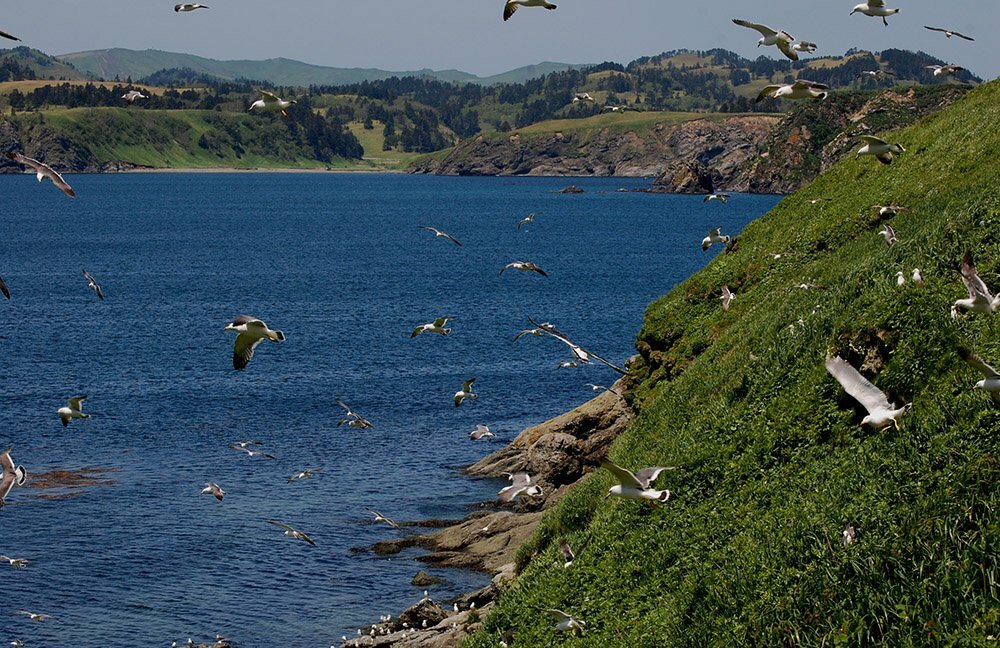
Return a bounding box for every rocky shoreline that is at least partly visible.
[342,375,635,647]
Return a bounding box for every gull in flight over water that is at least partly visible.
[952,251,1000,319]
[547,609,586,635]
[558,539,575,568]
[498,472,543,502]
[249,90,296,117]
[732,19,799,61]
[958,348,1000,400]
[825,356,910,429]
[923,26,974,41]
[503,0,556,21]
[6,152,75,197]
[756,80,828,103]
[525,316,628,374]
[500,261,548,277]
[418,226,462,246]
[601,459,675,503]
[411,316,454,338]
[267,520,316,546]
[0,555,27,569]
[1,449,27,509]
[175,3,209,11]
[704,193,729,203]
[586,383,621,397]
[15,611,51,622]
[454,378,477,407]
[288,468,320,482]
[121,90,147,104]
[850,0,899,27]
[368,509,400,529]
[201,482,225,501]
[702,227,731,251]
[470,424,494,440]
[229,444,275,459]
[82,270,104,300]
[856,135,905,165]
[336,400,374,428]
[224,315,285,370]
[517,213,535,229]
[57,395,89,428]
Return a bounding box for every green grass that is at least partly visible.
[346,121,428,171]
[464,80,1000,646]
[515,111,752,136]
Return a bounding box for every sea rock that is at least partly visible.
[410,571,445,586]
[559,184,584,193]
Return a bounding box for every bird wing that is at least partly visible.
[503,0,518,21]
[776,39,799,61]
[462,377,476,392]
[867,0,885,6]
[709,227,722,237]
[260,90,280,102]
[958,348,1000,379]
[546,609,572,622]
[497,483,526,502]
[299,531,317,546]
[499,263,513,276]
[0,276,9,299]
[755,85,781,103]
[230,314,257,326]
[952,31,974,41]
[513,328,537,342]
[795,80,829,90]
[233,333,263,370]
[633,466,676,488]
[67,395,86,410]
[960,251,992,300]
[443,231,462,246]
[432,316,452,328]
[599,459,643,489]
[0,29,20,42]
[860,135,887,145]
[825,356,892,415]
[732,19,776,38]
[267,519,295,531]
[527,263,548,277]
[875,152,894,165]
[0,449,13,475]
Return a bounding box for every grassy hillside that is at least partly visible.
[465,80,1000,645]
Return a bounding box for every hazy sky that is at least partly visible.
[10,0,997,79]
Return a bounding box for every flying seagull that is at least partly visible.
[558,539,575,568]
[336,400,374,428]
[702,227,731,251]
[470,424,494,440]
[454,378,477,407]
[572,92,595,103]
[958,348,1000,399]
[926,64,966,77]
[546,609,586,635]
[526,315,628,375]
[704,193,729,203]
[6,152,75,197]
[367,509,400,529]
[503,0,556,22]
[517,213,535,229]
[14,611,51,622]
[500,261,548,277]
[57,395,89,428]
[952,251,1000,318]
[174,3,209,10]
[513,327,545,342]
[498,472,543,502]
[121,90,147,104]
[850,0,899,27]
[223,315,285,370]
[792,41,818,53]
[721,284,735,311]
[877,205,906,217]
[82,270,104,300]
[856,135,905,165]
[0,555,27,569]
[249,90,296,117]
[231,439,264,449]
[824,356,910,429]
[418,226,462,246]
[732,19,799,61]
[1,449,27,509]
[411,316,454,338]
[267,520,316,546]
[201,482,225,502]
[756,79,829,103]
[600,459,675,502]
[879,224,897,246]
[288,468,320,482]
[230,444,275,459]
[924,26,974,41]
[0,275,9,299]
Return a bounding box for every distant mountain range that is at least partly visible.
[54,48,590,86]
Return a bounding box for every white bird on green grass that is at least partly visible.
[547,609,585,635]
[600,459,675,502]
[856,135,905,165]
[825,356,910,430]
[952,251,1000,319]
[958,348,1000,399]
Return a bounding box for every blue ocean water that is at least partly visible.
[0,173,778,646]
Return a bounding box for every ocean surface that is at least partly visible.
[0,173,779,646]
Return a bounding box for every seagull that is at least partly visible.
[953,251,1000,318]
[517,213,535,229]
[6,152,75,197]
[879,224,897,246]
[470,424,494,440]
[600,459,675,502]
[896,271,906,286]
[57,395,89,427]
[411,316,454,338]
[558,360,580,369]
[843,525,857,546]
[0,275,8,299]
[500,261,548,277]
[877,205,906,217]
[546,609,586,635]
[418,226,462,246]
[792,41,818,53]
[249,90,296,117]
[267,520,316,546]
[367,509,400,529]
[702,227,731,251]
[704,193,729,203]
[856,135,905,165]
[926,64,966,77]
[231,439,264,449]
[0,555,27,569]
[201,482,225,501]
[808,198,832,205]
[1,449,27,509]
[756,79,829,103]
[858,69,892,80]
[288,468,320,482]
[82,270,104,300]
[721,284,736,311]
[732,19,799,61]
[824,356,910,430]
[558,539,575,568]
[498,472,543,502]
[15,611,51,622]
[586,383,621,396]
[336,400,374,428]
[526,316,628,374]
[911,268,923,285]
[0,29,19,41]
[503,0,556,21]
[513,327,545,342]
[924,26,974,41]
[223,315,285,370]
[175,3,209,11]
[121,90,147,104]
[229,444,275,459]
[850,0,899,27]
[454,378,477,407]
[572,92,595,103]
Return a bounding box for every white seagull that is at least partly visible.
[1,449,27,509]
[843,525,857,546]
[702,227,730,251]
[558,539,575,568]
[201,482,225,501]
[850,0,899,27]
[267,520,316,546]
[525,316,628,374]
[704,193,729,203]
[470,424,494,440]
[546,609,586,635]
[879,224,897,246]
[229,444,275,459]
[756,79,829,103]
[57,395,89,428]
[792,41,818,53]
[601,459,674,502]
[959,348,1000,399]
[175,3,209,11]
[454,378,477,407]
[0,555,27,569]
[911,268,923,285]
[223,315,285,370]
[926,64,966,77]
[6,152,75,197]
[503,0,556,21]
[500,261,548,277]
[856,135,905,165]
[288,468,320,482]
[896,271,906,286]
[877,205,906,217]
[418,225,462,246]
[517,213,535,229]
[82,270,104,300]
[121,90,147,104]
[249,90,296,117]
[952,251,1000,318]
[498,472,543,502]
[732,19,799,61]
[367,509,400,529]
[924,26,974,41]
[411,316,454,338]
[572,92,595,103]
[336,400,374,428]
[825,356,910,430]
[15,611,51,622]
[721,284,735,311]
